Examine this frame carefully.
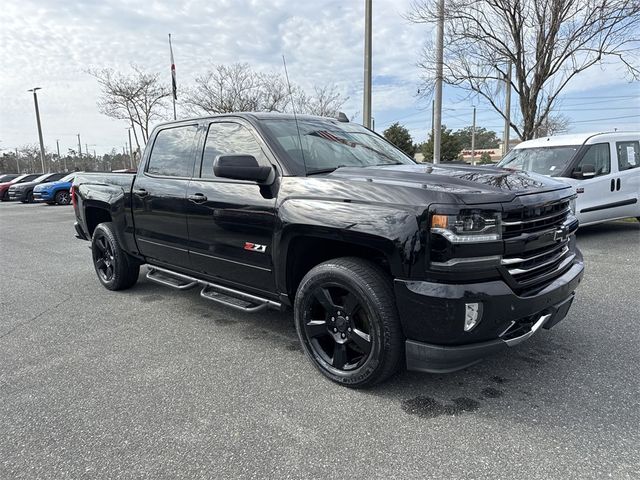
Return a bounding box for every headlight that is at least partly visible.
[569,197,576,215]
[431,210,502,243]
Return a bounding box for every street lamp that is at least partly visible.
[28,87,47,173]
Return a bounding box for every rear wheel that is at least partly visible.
[54,190,71,205]
[294,257,404,388]
[1,190,8,201]
[91,222,140,291]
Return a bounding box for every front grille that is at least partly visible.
[501,198,575,293]
[502,198,570,238]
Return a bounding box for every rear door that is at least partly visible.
[185,120,278,294]
[132,124,199,269]
[614,139,640,219]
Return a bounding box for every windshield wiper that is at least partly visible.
[306,165,348,176]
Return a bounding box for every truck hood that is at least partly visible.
[328,163,571,204]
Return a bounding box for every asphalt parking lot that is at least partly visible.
[1,202,639,479]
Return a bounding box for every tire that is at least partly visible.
[25,191,34,203]
[91,222,140,291]
[294,257,404,388]
[1,190,8,201]
[54,190,71,205]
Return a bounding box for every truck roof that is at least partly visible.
[514,131,640,149]
[153,112,347,130]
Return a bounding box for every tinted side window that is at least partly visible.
[575,143,610,177]
[201,122,269,179]
[616,141,639,171]
[147,125,198,177]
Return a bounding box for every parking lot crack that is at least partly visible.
[0,295,71,341]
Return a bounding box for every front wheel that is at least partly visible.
[91,222,140,291]
[54,190,71,205]
[294,257,404,388]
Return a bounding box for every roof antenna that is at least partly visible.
[282,55,307,174]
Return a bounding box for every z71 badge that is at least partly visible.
[244,242,267,253]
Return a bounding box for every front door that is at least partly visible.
[132,124,199,269]
[186,120,278,294]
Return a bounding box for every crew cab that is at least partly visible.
[8,172,67,203]
[33,172,78,205]
[73,113,584,387]
[498,132,640,226]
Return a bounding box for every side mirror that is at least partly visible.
[572,163,596,179]
[213,155,272,183]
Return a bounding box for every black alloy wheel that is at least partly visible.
[93,232,116,283]
[295,257,404,387]
[303,285,373,371]
[91,222,140,291]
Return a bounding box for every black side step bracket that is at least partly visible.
[146,268,198,290]
[145,266,281,313]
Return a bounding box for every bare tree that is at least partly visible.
[88,65,170,149]
[298,85,349,117]
[184,63,348,117]
[408,0,640,140]
[533,113,570,137]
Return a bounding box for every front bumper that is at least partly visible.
[396,250,584,373]
[8,190,26,201]
[33,191,52,202]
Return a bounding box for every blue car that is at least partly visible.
[33,172,78,205]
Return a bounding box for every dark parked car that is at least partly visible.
[73,113,584,387]
[0,173,42,201]
[8,172,67,203]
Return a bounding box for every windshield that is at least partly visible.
[498,146,579,176]
[10,174,30,183]
[60,173,75,182]
[261,118,415,174]
[32,174,52,183]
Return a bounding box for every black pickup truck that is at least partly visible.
[73,113,584,387]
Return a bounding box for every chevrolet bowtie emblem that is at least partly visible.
[553,227,570,242]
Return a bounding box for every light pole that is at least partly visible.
[471,106,476,164]
[127,128,134,169]
[432,0,445,164]
[363,0,372,128]
[28,87,47,173]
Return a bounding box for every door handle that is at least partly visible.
[188,193,208,203]
[133,188,148,197]
[616,178,621,191]
[610,179,615,192]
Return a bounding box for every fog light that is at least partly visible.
[464,302,482,332]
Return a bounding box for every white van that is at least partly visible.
[498,132,640,226]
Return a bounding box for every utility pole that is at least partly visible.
[28,87,47,173]
[56,139,66,172]
[503,60,512,155]
[432,0,445,164]
[362,0,372,128]
[128,128,134,169]
[471,106,476,165]
[77,134,82,158]
[431,99,435,141]
[15,148,20,172]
